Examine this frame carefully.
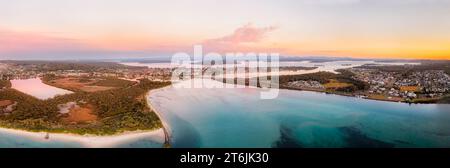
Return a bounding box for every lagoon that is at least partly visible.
[148,79,450,148]
[10,78,73,100]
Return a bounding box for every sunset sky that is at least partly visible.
[1,0,450,60]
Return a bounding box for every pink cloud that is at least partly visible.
[205,23,278,44]
[201,23,280,54]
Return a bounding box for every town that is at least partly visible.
[281,62,450,103]
[350,68,450,101]
[0,61,173,82]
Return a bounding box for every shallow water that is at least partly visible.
[0,131,82,148]
[0,131,163,148]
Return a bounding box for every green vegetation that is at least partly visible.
[0,80,11,88]
[437,96,450,104]
[77,77,92,83]
[402,95,450,104]
[406,98,439,104]
[91,77,134,87]
[42,74,60,81]
[0,78,170,135]
[280,71,335,84]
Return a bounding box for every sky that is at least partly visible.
[0,0,450,60]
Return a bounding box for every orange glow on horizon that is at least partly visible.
[1,28,450,60]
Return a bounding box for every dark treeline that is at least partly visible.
[0,78,170,135]
[334,69,369,92]
[437,96,450,104]
[280,71,335,84]
[0,80,11,88]
[91,77,135,87]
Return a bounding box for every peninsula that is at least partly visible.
[0,61,171,137]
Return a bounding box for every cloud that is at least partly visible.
[205,23,278,44]
[200,23,280,54]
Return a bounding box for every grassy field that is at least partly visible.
[367,94,403,102]
[323,79,353,90]
[44,77,133,93]
[400,86,420,92]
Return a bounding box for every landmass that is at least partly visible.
[280,60,450,104]
[0,61,171,136]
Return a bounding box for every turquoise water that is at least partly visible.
[149,82,450,148]
[0,131,82,148]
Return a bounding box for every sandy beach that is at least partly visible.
[146,85,173,145]
[0,127,165,148]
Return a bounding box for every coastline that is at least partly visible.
[0,127,165,148]
[146,85,173,147]
[0,83,171,148]
[280,86,447,104]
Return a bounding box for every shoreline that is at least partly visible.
[0,84,171,148]
[281,86,447,104]
[0,127,165,148]
[146,85,173,147]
